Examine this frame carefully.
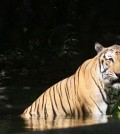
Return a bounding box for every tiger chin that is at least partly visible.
[21,43,120,118]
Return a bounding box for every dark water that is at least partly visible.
[0,115,112,134]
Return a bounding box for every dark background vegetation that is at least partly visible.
[1,0,120,115]
[1,0,120,87]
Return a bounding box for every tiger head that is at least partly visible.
[95,43,120,89]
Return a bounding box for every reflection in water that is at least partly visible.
[22,115,109,131]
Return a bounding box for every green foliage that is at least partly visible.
[108,87,120,119]
[105,87,120,118]
[111,97,120,119]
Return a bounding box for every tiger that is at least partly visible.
[21,43,120,118]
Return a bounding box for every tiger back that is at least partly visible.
[21,43,120,118]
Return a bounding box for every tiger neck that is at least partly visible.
[87,58,108,101]
[76,58,108,114]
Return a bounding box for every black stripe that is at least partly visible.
[98,56,102,73]
[42,93,45,109]
[90,96,103,114]
[37,99,40,117]
[29,106,32,116]
[59,81,63,96]
[83,60,92,73]
[82,100,93,115]
[34,101,37,111]
[81,103,92,116]
[65,78,70,98]
[77,95,81,104]
[84,102,92,114]
[98,50,108,73]
[70,77,72,89]
[49,90,57,116]
[77,66,81,87]
[57,88,68,115]
[90,70,108,105]
[53,86,58,110]
[65,78,73,115]
[73,75,76,95]
[99,58,106,73]
[75,66,82,97]
[44,103,48,119]
[76,106,80,117]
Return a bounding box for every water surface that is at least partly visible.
[0,115,110,134]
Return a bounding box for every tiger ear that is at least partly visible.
[95,42,104,53]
